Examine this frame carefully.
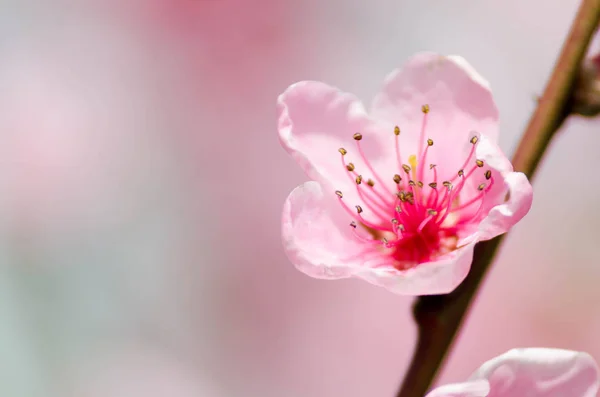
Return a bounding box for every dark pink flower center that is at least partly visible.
[335,105,494,270]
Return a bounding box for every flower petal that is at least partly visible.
[281,181,366,279]
[425,380,490,397]
[354,239,477,295]
[278,81,395,206]
[476,171,532,241]
[470,348,600,397]
[371,53,499,183]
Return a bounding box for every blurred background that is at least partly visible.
[0,0,598,396]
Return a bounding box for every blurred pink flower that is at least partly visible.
[277,53,533,295]
[426,348,599,397]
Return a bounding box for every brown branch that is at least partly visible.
[395,1,600,396]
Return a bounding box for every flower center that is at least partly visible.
[334,104,495,270]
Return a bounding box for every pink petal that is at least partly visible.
[278,81,395,213]
[354,239,477,295]
[282,181,366,279]
[371,53,499,183]
[473,135,533,241]
[425,380,490,397]
[470,348,600,397]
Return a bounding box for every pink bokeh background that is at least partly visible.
[0,1,598,396]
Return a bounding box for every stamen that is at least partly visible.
[451,136,478,182]
[354,134,394,196]
[417,181,424,188]
[347,163,355,172]
[393,174,402,184]
[394,126,405,189]
[350,221,357,228]
[485,170,492,180]
[338,148,347,155]
[476,159,484,168]
[417,104,430,162]
[337,195,390,232]
[367,179,375,187]
[417,214,434,232]
[402,164,411,174]
[427,165,439,208]
[335,190,343,198]
[355,175,362,184]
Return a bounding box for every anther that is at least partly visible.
[394,126,400,136]
[355,175,363,184]
[398,224,405,231]
[427,209,438,216]
[442,181,453,189]
[429,182,438,189]
[417,181,424,188]
[397,191,406,202]
[395,205,402,213]
[391,218,398,225]
[353,133,363,141]
[338,148,347,155]
[478,183,486,191]
[355,205,363,213]
[485,170,492,180]
[393,174,402,184]
[382,237,388,245]
[408,180,416,187]
[367,179,375,187]
[346,163,355,172]
[335,190,343,198]
[429,164,436,169]
[427,138,434,146]
[470,136,479,145]
[458,169,464,177]
[476,159,484,168]
[402,164,411,174]
[350,221,357,228]
[422,104,430,114]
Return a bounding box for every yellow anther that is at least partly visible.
[353,133,363,141]
[338,147,347,155]
[394,126,400,136]
[335,190,343,198]
[422,104,430,113]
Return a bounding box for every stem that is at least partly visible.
[395,1,600,396]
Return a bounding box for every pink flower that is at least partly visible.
[426,348,599,397]
[277,53,533,295]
